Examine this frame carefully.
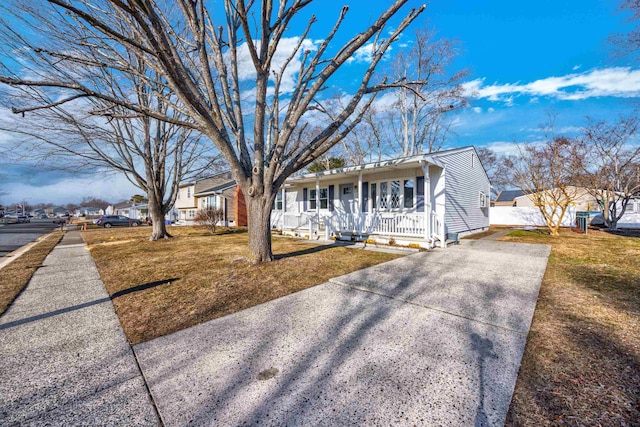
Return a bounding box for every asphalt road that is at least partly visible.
[0,219,61,258]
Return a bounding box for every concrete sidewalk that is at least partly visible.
[0,231,160,426]
[135,239,550,426]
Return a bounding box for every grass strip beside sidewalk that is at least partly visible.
[504,228,640,425]
[0,231,64,315]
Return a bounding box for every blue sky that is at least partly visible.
[1,0,638,205]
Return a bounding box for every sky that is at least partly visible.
[0,0,638,206]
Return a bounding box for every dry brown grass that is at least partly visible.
[503,228,640,426]
[83,226,402,345]
[0,232,64,315]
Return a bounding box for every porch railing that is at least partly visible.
[273,210,445,243]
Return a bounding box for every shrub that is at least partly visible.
[194,208,224,234]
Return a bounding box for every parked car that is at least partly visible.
[17,215,30,223]
[94,215,141,228]
[40,214,48,219]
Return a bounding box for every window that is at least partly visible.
[187,187,191,198]
[479,191,488,208]
[188,209,195,218]
[309,188,328,210]
[319,188,328,209]
[390,181,401,209]
[309,189,316,210]
[404,179,414,208]
[202,195,218,209]
[370,179,418,211]
[273,192,283,211]
[379,182,388,209]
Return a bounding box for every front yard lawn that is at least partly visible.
[504,228,640,425]
[82,227,402,345]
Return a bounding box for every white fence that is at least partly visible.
[491,206,640,229]
[490,206,577,227]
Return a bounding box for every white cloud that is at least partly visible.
[472,107,482,113]
[484,141,520,156]
[572,64,582,71]
[2,173,137,205]
[483,140,544,157]
[464,67,640,103]
[346,41,394,65]
[234,37,321,95]
[347,42,376,64]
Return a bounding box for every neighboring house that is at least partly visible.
[494,189,525,207]
[176,172,247,226]
[513,186,599,211]
[194,172,238,226]
[75,206,105,217]
[271,146,490,248]
[52,207,69,217]
[175,181,196,223]
[113,201,148,220]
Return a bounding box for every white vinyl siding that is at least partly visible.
[438,148,491,235]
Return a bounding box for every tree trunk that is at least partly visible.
[246,197,273,263]
[148,195,172,241]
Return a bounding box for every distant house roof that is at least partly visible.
[195,181,236,196]
[495,189,525,203]
[113,201,132,209]
[193,171,236,196]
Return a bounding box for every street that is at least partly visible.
[0,219,60,258]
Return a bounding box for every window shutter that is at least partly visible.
[416,176,425,212]
[303,188,308,211]
[362,182,369,212]
[328,185,335,211]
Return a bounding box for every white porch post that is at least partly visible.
[315,177,320,239]
[357,171,363,234]
[421,162,431,246]
[281,186,286,230]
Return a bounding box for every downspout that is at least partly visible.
[440,167,446,249]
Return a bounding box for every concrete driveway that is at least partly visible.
[134,239,550,426]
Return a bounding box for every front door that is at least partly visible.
[339,184,354,214]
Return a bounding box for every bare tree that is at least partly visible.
[475,147,516,198]
[0,0,427,262]
[579,116,640,230]
[612,0,640,58]
[512,136,582,236]
[387,27,467,156]
[1,72,212,240]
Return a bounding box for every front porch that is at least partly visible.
[271,210,446,248]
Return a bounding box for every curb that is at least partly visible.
[0,231,59,271]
